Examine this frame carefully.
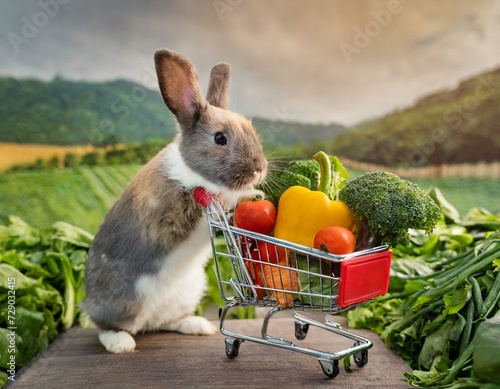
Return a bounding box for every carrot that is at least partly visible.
[262,263,299,308]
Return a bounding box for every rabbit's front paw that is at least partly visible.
[162,315,217,335]
[98,330,136,353]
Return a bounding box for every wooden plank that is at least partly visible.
[8,315,412,388]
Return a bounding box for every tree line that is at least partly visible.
[6,139,168,172]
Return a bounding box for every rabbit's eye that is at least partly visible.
[214,132,227,146]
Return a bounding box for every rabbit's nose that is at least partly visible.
[253,159,268,184]
[253,170,265,185]
[254,157,268,174]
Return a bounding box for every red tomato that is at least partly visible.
[314,226,356,255]
[234,200,277,235]
[252,240,285,264]
[245,248,266,299]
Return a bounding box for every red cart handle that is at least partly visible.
[193,187,215,207]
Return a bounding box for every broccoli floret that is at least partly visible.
[261,159,319,205]
[285,160,320,191]
[262,170,311,205]
[339,171,442,249]
[261,154,348,205]
[279,171,312,188]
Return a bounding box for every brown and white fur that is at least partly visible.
[82,50,267,353]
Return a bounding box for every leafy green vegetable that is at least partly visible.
[339,171,442,249]
[346,192,500,388]
[296,256,337,308]
[428,187,462,225]
[328,156,349,200]
[0,216,92,386]
[473,311,500,384]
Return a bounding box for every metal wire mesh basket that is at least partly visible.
[199,193,392,378]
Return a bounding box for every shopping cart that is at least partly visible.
[195,190,392,378]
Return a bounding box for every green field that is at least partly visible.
[1,165,499,234]
[410,176,500,215]
[0,165,141,233]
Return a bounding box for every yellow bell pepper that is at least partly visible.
[273,152,355,248]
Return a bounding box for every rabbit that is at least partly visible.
[82,49,268,354]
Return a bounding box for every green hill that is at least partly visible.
[0,77,177,145]
[0,77,346,148]
[331,67,500,166]
[252,117,346,148]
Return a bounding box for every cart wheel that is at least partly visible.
[294,320,309,340]
[318,359,339,378]
[353,349,368,367]
[225,338,242,359]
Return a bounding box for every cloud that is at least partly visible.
[1,0,500,125]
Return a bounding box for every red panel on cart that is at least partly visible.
[337,251,392,309]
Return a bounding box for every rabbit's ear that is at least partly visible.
[155,50,206,129]
[206,63,230,110]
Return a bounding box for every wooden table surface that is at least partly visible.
[9,313,412,388]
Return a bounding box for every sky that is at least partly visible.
[1,0,500,126]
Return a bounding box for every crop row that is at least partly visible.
[0,165,140,233]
